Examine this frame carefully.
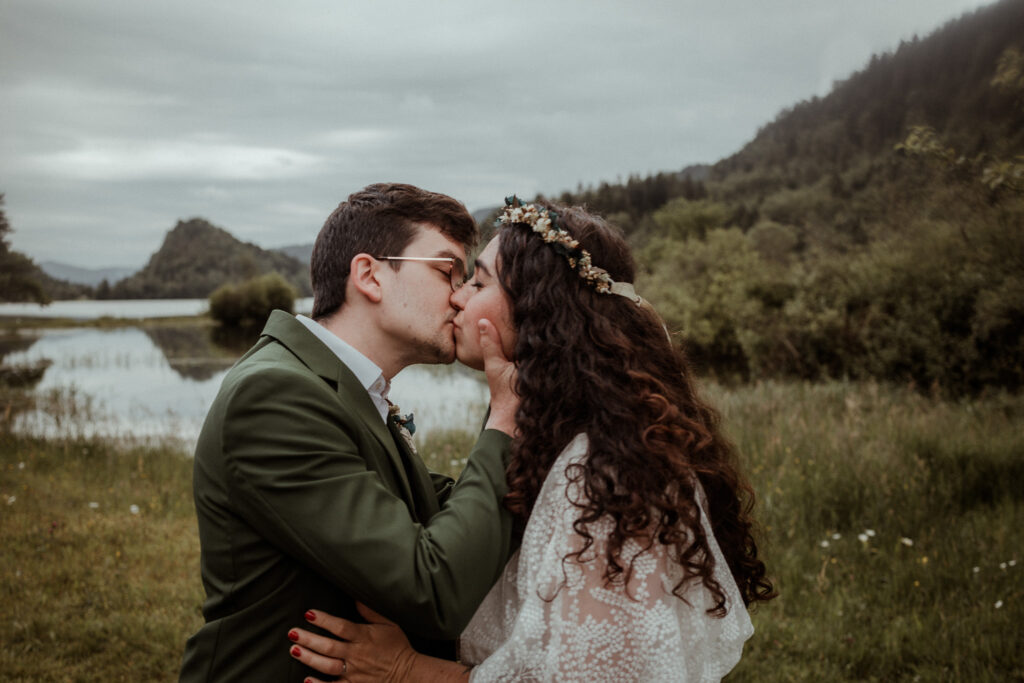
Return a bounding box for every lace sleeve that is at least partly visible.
[462,435,753,683]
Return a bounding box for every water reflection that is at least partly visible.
[391,363,489,437]
[5,327,224,447]
[0,331,40,364]
[2,324,488,451]
[142,325,240,381]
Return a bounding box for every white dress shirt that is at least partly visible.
[294,314,391,423]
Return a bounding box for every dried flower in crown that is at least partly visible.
[497,196,614,293]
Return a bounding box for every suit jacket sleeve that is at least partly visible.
[430,471,456,505]
[220,363,513,640]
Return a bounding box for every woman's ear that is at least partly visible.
[348,253,383,303]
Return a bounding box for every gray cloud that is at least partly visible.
[0,0,994,267]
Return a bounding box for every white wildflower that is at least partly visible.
[832,533,841,540]
[865,529,876,537]
[820,540,830,548]
[6,495,15,505]
[995,600,1003,609]
[900,537,914,547]
[1000,562,1007,570]
[88,502,100,510]
[18,462,25,470]
[129,504,140,515]
[1009,560,1017,568]
[858,533,869,543]
[972,566,980,574]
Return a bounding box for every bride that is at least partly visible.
[288,198,775,681]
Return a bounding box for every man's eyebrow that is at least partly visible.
[431,248,465,266]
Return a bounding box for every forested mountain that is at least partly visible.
[108,218,312,299]
[553,0,1024,395]
[707,0,1024,228]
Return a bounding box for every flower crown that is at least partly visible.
[496,196,618,294]
[496,196,672,339]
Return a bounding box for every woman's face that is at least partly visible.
[450,237,516,371]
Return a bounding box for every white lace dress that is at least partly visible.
[459,434,754,682]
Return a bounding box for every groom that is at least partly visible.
[179,184,516,681]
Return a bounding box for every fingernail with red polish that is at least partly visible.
[305,610,316,622]
[288,630,299,642]
[291,646,301,658]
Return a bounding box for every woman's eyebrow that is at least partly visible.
[473,259,492,278]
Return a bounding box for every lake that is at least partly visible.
[0,298,315,320]
[1,320,489,452]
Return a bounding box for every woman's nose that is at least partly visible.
[450,284,466,310]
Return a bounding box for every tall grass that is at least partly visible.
[1,381,1021,681]
[711,381,1024,682]
[0,432,201,681]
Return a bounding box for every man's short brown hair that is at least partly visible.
[310,183,478,319]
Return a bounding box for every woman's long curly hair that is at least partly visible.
[497,201,775,614]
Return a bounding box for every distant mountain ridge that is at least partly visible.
[275,244,313,265]
[40,261,135,287]
[108,218,312,299]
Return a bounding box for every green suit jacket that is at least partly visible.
[179,311,514,682]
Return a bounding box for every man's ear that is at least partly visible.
[348,253,383,303]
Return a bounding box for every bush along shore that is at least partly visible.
[1,381,1022,681]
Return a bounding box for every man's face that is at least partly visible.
[379,224,467,366]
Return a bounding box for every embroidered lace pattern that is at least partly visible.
[459,434,754,682]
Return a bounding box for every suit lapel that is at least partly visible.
[259,311,417,513]
[386,418,441,522]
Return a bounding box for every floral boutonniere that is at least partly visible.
[387,403,417,454]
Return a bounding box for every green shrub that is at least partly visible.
[208,272,297,327]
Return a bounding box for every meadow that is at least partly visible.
[1,380,1021,681]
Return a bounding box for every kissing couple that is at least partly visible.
[179,183,774,682]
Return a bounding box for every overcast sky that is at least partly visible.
[0,0,996,268]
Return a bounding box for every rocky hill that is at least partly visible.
[109,218,311,299]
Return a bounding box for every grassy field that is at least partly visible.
[1,381,1021,681]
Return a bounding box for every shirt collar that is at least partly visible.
[294,314,389,401]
